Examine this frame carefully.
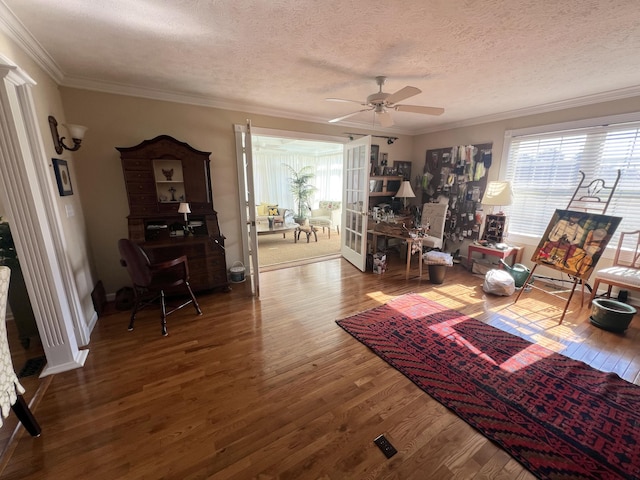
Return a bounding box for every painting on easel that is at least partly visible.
[532,209,622,279]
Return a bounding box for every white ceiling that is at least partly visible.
[2,0,640,135]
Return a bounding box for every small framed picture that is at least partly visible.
[370,144,380,165]
[381,152,388,164]
[52,158,73,196]
[394,161,412,181]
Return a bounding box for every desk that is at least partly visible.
[368,230,421,279]
[467,244,521,270]
[143,235,229,292]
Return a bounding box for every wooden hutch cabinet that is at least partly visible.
[117,135,229,292]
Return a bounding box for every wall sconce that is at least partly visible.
[48,115,87,154]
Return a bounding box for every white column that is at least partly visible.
[0,61,87,375]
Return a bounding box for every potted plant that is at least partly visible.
[285,165,317,225]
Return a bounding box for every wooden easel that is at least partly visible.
[513,170,621,323]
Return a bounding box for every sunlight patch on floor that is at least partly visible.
[424,282,484,311]
[366,291,395,304]
[500,298,586,349]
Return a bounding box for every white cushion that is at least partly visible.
[310,216,332,227]
[595,266,640,288]
[423,251,453,266]
[421,235,443,250]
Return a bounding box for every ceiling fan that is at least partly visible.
[327,76,444,127]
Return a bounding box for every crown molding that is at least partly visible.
[62,74,332,120]
[413,84,640,135]
[61,74,406,135]
[4,0,639,138]
[67,72,640,137]
[0,2,63,83]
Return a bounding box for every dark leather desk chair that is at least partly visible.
[118,238,202,336]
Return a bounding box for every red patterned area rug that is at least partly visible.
[336,294,640,480]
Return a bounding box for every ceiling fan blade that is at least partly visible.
[376,110,394,128]
[394,104,445,116]
[326,98,366,105]
[329,109,372,123]
[386,86,421,105]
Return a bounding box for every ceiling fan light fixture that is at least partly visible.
[326,76,444,126]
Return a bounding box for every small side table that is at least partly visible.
[296,225,318,243]
[368,230,421,279]
[467,244,522,270]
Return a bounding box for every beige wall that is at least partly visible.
[412,96,640,270]
[413,98,640,184]
[6,15,640,300]
[59,86,640,293]
[60,88,415,293]
[0,30,96,327]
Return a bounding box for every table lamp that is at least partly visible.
[395,180,416,211]
[481,181,513,215]
[178,202,191,233]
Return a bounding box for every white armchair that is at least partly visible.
[310,201,341,238]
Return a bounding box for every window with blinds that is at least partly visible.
[504,119,640,244]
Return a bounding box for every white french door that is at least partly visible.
[234,122,260,296]
[236,125,356,291]
[340,136,371,271]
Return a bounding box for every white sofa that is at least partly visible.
[310,201,341,237]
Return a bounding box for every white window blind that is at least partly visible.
[504,121,640,243]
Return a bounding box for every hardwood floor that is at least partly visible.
[1,254,639,479]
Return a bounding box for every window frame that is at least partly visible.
[500,111,640,255]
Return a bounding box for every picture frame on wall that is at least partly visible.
[52,158,73,196]
[370,144,380,175]
[370,144,379,164]
[393,161,412,181]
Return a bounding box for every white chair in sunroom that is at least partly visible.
[310,201,342,238]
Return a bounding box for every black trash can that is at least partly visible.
[428,264,447,284]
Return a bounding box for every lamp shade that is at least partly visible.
[481,181,513,206]
[177,202,191,214]
[395,181,416,199]
[63,123,88,140]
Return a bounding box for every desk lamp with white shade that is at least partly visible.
[178,202,191,234]
[394,180,416,212]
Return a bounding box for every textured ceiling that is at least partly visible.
[2,0,640,134]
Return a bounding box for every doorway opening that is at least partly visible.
[251,134,344,270]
